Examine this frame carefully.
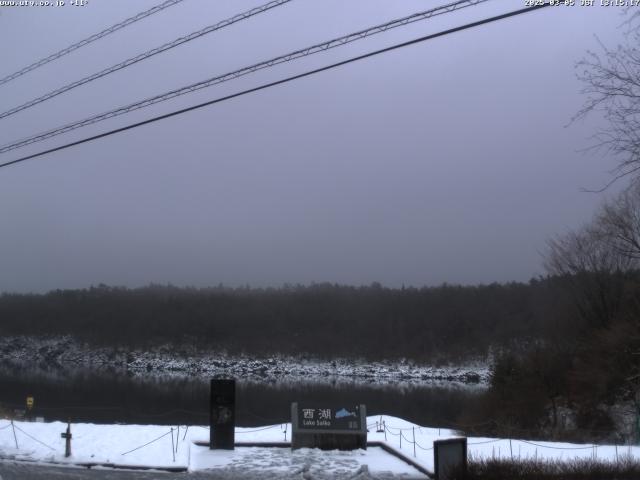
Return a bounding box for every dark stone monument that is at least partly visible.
[434,437,467,480]
[291,403,367,450]
[209,379,235,450]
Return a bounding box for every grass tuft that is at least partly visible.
[455,456,640,480]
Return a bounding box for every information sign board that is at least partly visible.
[291,403,366,450]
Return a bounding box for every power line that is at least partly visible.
[0,0,489,155]
[0,0,186,87]
[0,3,551,170]
[0,0,293,121]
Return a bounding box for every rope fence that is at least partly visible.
[121,429,173,456]
[236,425,280,434]
[11,423,56,451]
[1,412,637,465]
[0,400,625,442]
[468,438,503,445]
[375,418,634,460]
[518,439,597,451]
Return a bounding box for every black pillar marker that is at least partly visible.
[210,379,235,450]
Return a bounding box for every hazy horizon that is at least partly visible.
[0,0,631,293]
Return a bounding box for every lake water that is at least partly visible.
[0,362,484,429]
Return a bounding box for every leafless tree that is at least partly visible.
[575,13,640,186]
[592,181,640,260]
[545,186,640,328]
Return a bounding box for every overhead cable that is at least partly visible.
[0,0,186,86]
[0,0,293,120]
[0,3,552,170]
[0,0,488,153]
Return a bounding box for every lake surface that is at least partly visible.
[0,362,484,429]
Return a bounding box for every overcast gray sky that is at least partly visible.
[0,0,632,293]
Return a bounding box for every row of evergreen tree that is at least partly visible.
[0,278,591,362]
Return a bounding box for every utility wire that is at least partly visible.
[0,0,489,154]
[0,0,185,87]
[0,3,551,170]
[0,0,293,121]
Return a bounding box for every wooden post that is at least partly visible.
[65,422,71,457]
[11,420,18,449]
[60,421,72,457]
[171,428,175,462]
[509,438,513,460]
[175,426,179,454]
[383,421,387,442]
[399,429,402,449]
[412,426,416,458]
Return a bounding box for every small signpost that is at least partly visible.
[291,403,367,450]
[60,421,72,457]
[434,437,467,480]
[209,379,235,450]
[26,395,34,421]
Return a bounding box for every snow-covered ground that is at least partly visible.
[0,336,489,385]
[0,416,637,477]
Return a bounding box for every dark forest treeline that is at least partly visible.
[0,278,590,361]
[2,275,640,440]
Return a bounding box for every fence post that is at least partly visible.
[383,421,387,442]
[10,420,18,449]
[509,438,513,460]
[171,428,175,463]
[412,427,416,458]
[64,421,72,457]
[399,429,402,449]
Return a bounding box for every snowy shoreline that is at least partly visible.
[0,336,490,386]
